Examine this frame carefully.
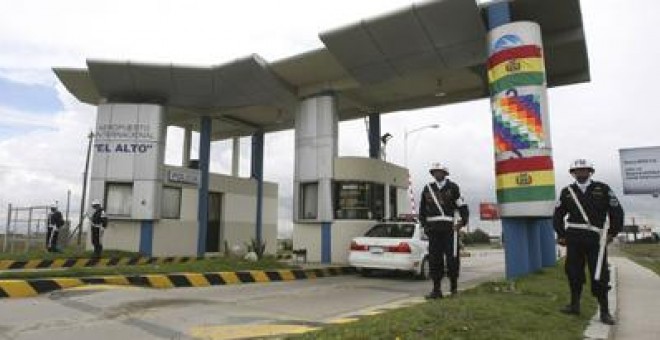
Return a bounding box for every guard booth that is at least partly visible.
[84,103,279,257]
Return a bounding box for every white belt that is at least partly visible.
[567,223,602,234]
[427,216,454,222]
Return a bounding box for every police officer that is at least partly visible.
[89,200,108,257]
[553,159,623,325]
[419,163,469,299]
[46,204,64,252]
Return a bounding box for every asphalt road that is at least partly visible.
[0,249,504,340]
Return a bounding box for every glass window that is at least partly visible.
[106,183,133,217]
[372,183,385,220]
[364,224,415,238]
[161,186,182,219]
[334,182,370,219]
[301,182,318,219]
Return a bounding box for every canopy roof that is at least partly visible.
[54,0,589,140]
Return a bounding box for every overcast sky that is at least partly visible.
[1,0,659,237]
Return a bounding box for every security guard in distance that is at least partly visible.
[553,159,624,325]
[419,163,469,299]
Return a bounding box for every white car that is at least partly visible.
[348,220,429,279]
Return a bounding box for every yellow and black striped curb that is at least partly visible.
[0,256,205,271]
[0,267,357,299]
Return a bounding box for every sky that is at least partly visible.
[1,0,659,238]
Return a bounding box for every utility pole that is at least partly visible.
[77,131,94,246]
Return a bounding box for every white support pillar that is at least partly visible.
[182,125,192,167]
[293,93,338,264]
[231,137,240,176]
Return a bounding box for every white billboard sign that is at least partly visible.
[620,146,660,195]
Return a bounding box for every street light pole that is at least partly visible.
[404,124,440,214]
[77,131,94,246]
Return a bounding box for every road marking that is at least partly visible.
[189,324,319,339]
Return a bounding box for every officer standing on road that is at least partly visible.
[419,163,469,299]
[553,159,624,325]
[89,200,108,258]
[46,204,64,252]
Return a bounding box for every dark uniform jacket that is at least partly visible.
[48,211,64,229]
[91,208,108,228]
[419,180,469,231]
[553,181,624,241]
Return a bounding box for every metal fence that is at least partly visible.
[2,204,72,254]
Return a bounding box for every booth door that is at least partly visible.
[206,192,222,252]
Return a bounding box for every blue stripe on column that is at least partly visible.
[139,221,153,256]
[197,116,212,256]
[251,131,264,245]
[321,223,331,264]
[486,1,511,29]
[368,113,380,159]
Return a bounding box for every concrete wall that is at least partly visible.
[88,220,140,252]
[293,223,322,263]
[334,157,408,187]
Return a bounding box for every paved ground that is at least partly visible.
[610,256,660,340]
[0,250,504,340]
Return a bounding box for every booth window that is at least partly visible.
[301,182,318,219]
[334,181,386,220]
[105,183,133,217]
[161,186,181,219]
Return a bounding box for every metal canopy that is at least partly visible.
[54,0,590,140]
[319,0,486,84]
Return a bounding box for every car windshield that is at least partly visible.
[364,224,415,238]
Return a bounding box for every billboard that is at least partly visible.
[620,146,660,195]
[480,202,500,220]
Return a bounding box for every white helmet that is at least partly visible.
[429,162,449,175]
[569,159,595,173]
[91,199,102,207]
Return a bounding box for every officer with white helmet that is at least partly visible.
[419,162,469,299]
[46,203,64,252]
[89,199,108,257]
[553,159,624,325]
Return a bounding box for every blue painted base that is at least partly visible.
[502,217,556,279]
[139,221,154,257]
[503,219,530,279]
[539,219,558,267]
[321,223,332,264]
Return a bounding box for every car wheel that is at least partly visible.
[417,257,430,280]
[360,268,372,277]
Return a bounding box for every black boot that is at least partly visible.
[425,279,443,300]
[450,278,458,296]
[598,296,615,325]
[560,291,581,315]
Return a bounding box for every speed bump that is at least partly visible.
[0,267,357,299]
[0,256,203,271]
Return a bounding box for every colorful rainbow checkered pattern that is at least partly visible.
[493,93,544,153]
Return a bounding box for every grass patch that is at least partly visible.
[0,248,139,261]
[290,262,596,340]
[0,256,288,280]
[618,243,660,275]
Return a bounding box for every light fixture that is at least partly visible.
[381,132,393,144]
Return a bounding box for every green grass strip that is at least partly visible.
[291,261,597,340]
